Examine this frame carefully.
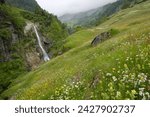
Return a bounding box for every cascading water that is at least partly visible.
[33,25,50,61]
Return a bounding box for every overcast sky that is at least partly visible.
[35,0,117,16]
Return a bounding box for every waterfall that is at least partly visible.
[33,25,50,61]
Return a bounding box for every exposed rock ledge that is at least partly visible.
[91,32,111,46]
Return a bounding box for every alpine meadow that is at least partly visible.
[0,0,150,100]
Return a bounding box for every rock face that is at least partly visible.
[25,50,41,70]
[0,22,17,62]
[0,19,50,70]
[0,38,11,62]
[91,32,111,46]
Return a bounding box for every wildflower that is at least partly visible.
[139,88,145,91]
[116,91,121,98]
[138,73,147,83]
[116,58,119,61]
[139,91,143,96]
[130,57,133,60]
[124,64,129,69]
[112,76,117,81]
[126,57,129,61]
[106,73,112,77]
[112,68,116,71]
[131,74,135,79]
[99,69,102,72]
[123,75,129,79]
[142,95,146,100]
[145,92,150,99]
[131,90,137,95]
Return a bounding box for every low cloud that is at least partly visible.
[36,0,117,16]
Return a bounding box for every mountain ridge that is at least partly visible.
[59,0,148,27]
[6,0,40,12]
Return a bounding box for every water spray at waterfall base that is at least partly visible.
[33,25,50,62]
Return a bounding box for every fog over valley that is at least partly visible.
[35,0,117,16]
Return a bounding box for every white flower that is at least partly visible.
[148,80,150,84]
[139,88,145,91]
[139,91,143,96]
[116,59,119,61]
[112,76,117,81]
[106,73,112,76]
[131,74,135,79]
[126,57,129,61]
[123,75,129,79]
[142,96,146,100]
[116,91,121,98]
[138,73,147,83]
[145,92,150,99]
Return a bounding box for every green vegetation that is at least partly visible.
[59,0,148,27]
[6,0,40,12]
[0,3,68,98]
[1,0,150,100]
[0,5,25,32]
[0,5,26,96]
[109,28,120,36]
[0,4,27,97]
[0,28,11,40]
[20,8,68,56]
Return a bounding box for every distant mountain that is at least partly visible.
[6,0,40,12]
[59,7,103,27]
[59,0,148,27]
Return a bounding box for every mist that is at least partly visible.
[35,0,117,16]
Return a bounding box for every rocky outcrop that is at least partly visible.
[24,22,33,35]
[0,20,44,69]
[0,22,18,62]
[91,32,111,46]
[43,36,51,45]
[25,50,41,70]
[23,22,53,68]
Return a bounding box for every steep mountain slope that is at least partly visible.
[59,0,148,27]
[2,0,150,100]
[0,3,68,97]
[59,7,103,27]
[6,0,39,12]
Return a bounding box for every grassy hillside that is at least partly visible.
[2,1,150,100]
[6,0,40,12]
[59,0,148,27]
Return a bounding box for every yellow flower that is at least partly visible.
[112,68,116,71]
[124,64,128,69]
[131,90,137,95]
